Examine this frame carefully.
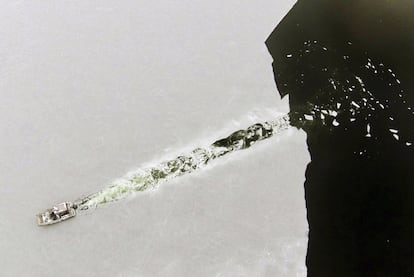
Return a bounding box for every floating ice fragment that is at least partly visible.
[329,78,337,89]
[328,110,338,117]
[304,114,314,121]
[355,76,364,86]
[389,129,399,134]
[351,101,360,109]
[366,124,371,137]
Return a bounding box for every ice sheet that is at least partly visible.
[0,1,309,276]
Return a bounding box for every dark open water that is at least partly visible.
[266,1,414,276]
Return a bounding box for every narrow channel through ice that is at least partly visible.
[74,114,291,211]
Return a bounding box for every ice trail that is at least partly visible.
[73,114,291,212]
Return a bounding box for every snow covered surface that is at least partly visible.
[0,1,309,276]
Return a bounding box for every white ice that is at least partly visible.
[0,1,309,276]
